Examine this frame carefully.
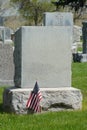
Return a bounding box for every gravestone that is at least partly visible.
[14,26,72,88]
[0,43,14,86]
[44,12,74,54]
[43,12,82,54]
[73,25,82,43]
[0,26,13,44]
[73,26,82,54]
[81,21,87,62]
[43,12,73,26]
[3,26,82,114]
[82,21,87,54]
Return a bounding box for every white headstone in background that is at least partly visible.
[0,26,13,44]
[43,12,73,26]
[73,25,82,42]
[14,26,72,88]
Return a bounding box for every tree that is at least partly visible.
[10,0,87,25]
[52,0,87,11]
[51,0,87,23]
[10,0,54,25]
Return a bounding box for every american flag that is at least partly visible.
[26,82,42,113]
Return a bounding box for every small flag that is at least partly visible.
[26,82,42,113]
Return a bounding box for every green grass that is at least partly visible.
[72,62,87,111]
[77,47,82,52]
[72,62,87,91]
[0,62,87,130]
[0,111,87,130]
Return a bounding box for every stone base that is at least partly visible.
[81,54,87,62]
[3,87,82,114]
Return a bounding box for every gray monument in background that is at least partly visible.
[0,26,14,86]
[43,12,73,26]
[80,21,87,62]
[0,26,13,44]
[82,21,87,54]
[0,43,14,86]
[3,13,82,114]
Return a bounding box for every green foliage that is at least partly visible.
[77,47,82,52]
[0,62,87,130]
[10,0,54,25]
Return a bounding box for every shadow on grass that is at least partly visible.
[0,103,12,114]
[0,103,5,114]
[0,86,10,114]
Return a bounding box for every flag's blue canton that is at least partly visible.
[33,82,39,94]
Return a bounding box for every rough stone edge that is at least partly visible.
[3,87,83,114]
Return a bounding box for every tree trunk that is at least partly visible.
[34,9,38,26]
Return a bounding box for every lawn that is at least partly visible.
[0,62,87,130]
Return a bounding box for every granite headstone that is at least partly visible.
[3,25,82,114]
[14,26,72,88]
[0,43,14,86]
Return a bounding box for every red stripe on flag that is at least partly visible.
[26,93,32,108]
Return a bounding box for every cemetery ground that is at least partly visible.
[0,62,87,130]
